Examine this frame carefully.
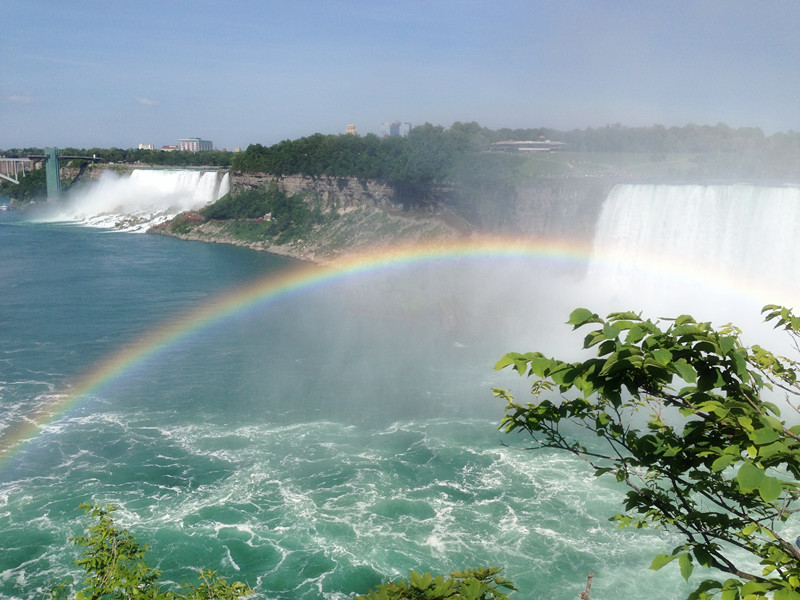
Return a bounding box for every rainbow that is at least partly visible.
[0,236,793,469]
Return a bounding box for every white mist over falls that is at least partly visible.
[588,183,800,325]
[2,175,800,600]
[36,169,230,231]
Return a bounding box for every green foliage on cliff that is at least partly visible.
[202,188,273,220]
[50,504,252,600]
[495,305,800,600]
[201,183,330,244]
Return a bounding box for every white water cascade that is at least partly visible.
[38,169,229,231]
[587,183,800,328]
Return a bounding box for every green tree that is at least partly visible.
[50,504,252,600]
[0,166,47,201]
[494,306,800,600]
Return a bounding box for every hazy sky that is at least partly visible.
[2,1,798,150]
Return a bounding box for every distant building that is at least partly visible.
[138,143,155,150]
[179,138,213,152]
[345,124,358,136]
[162,145,179,152]
[488,139,565,153]
[382,122,411,137]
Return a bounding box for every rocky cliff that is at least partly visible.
[231,172,455,212]
[508,179,613,239]
[231,172,611,240]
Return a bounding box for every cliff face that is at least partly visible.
[218,172,612,263]
[231,172,455,213]
[231,172,610,240]
[509,179,614,239]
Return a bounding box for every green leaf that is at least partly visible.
[459,578,482,600]
[602,322,622,339]
[568,308,601,328]
[650,553,678,570]
[529,355,552,377]
[711,454,735,472]
[679,552,694,581]
[741,523,759,535]
[740,580,768,595]
[652,348,673,366]
[409,571,424,589]
[732,349,749,380]
[737,462,765,491]
[673,360,697,383]
[494,354,517,371]
[719,336,736,355]
[757,441,789,459]
[607,311,641,321]
[751,427,780,445]
[720,588,737,600]
[626,324,646,344]
[774,590,800,600]
[758,475,783,503]
[584,330,607,348]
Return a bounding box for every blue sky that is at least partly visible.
[2,1,798,150]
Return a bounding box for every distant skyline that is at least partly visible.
[2,1,798,150]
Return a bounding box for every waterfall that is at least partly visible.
[587,183,800,328]
[217,172,231,198]
[36,169,229,232]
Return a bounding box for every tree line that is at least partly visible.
[230,122,800,187]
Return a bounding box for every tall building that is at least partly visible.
[179,138,213,152]
[382,122,411,137]
[345,124,358,136]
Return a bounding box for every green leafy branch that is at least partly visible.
[49,504,252,600]
[353,567,517,600]
[494,306,800,600]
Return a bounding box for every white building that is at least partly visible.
[179,138,214,152]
